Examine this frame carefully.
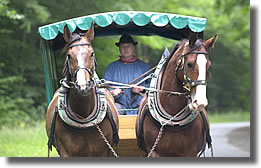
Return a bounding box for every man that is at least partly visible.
[104,34,151,115]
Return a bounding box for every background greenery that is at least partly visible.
[0,0,250,128]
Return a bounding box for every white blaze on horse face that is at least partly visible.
[76,69,87,90]
[76,49,88,90]
[192,54,208,108]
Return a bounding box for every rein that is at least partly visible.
[97,79,188,97]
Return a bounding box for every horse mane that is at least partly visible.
[162,39,204,72]
[61,44,71,77]
[162,40,186,72]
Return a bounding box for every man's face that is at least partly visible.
[119,43,135,59]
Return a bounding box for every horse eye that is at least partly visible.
[187,62,194,69]
[67,54,72,59]
[91,52,95,57]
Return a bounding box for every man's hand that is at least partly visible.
[131,86,144,94]
[111,88,123,96]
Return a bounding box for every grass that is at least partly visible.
[208,111,250,123]
[0,111,250,157]
[0,121,58,157]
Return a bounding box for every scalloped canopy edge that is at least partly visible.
[38,11,207,40]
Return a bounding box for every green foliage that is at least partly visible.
[0,74,46,127]
[93,36,120,77]
[0,0,250,127]
[0,0,23,20]
[0,0,47,127]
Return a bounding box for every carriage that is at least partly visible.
[39,11,215,157]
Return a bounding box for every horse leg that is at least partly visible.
[58,143,70,157]
[150,151,160,157]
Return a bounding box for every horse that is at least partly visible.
[136,33,218,157]
[45,24,119,157]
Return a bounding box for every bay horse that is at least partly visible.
[137,33,218,157]
[46,24,119,157]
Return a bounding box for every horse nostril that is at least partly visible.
[190,98,208,111]
[194,99,208,107]
[80,85,87,91]
[75,81,86,91]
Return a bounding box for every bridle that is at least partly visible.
[64,40,96,88]
[176,43,209,93]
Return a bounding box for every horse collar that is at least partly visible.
[148,47,199,127]
[57,72,108,129]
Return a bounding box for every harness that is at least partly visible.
[47,38,119,156]
[59,39,107,128]
[147,47,200,126]
[57,72,108,129]
[137,45,212,157]
[48,71,120,156]
[176,44,209,92]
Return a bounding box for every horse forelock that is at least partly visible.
[61,33,83,55]
[62,56,69,77]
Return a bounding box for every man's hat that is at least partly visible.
[115,34,138,47]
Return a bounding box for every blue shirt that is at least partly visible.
[104,59,151,115]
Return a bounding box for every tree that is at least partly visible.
[0,0,250,127]
[0,0,49,126]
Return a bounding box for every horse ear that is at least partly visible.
[204,34,218,49]
[85,23,95,42]
[189,33,198,48]
[63,25,72,42]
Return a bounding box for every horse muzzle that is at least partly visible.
[74,66,94,95]
[190,84,208,111]
[75,80,94,95]
[190,98,208,111]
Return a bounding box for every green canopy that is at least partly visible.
[39,11,207,41]
[38,11,207,104]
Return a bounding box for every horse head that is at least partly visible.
[175,33,218,111]
[63,24,96,95]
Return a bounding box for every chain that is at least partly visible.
[147,126,164,157]
[147,105,189,157]
[95,123,119,157]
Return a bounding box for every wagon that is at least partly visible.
[38,11,207,156]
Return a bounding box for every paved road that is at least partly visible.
[203,122,250,157]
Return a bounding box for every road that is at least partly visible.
[203,122,250,157]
